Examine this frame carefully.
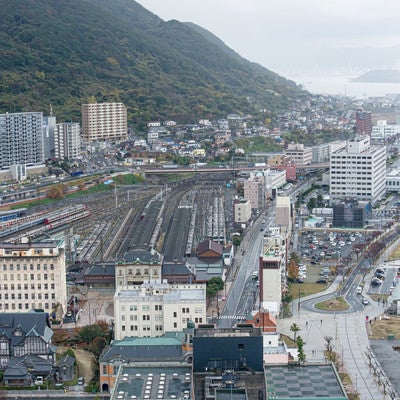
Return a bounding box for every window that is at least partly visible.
[173,312,177,318]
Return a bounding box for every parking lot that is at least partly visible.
[296,229,372,285]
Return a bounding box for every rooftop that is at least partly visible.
[265,364,347,400]
[113,366,192,400]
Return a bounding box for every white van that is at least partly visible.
[356,286,362,295]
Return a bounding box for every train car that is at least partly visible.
[44,204,86,225]
[162,164,178,169]
[0,208,27,222]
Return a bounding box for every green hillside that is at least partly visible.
[0,0,308,127]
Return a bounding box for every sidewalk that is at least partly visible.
[278,276,387,400]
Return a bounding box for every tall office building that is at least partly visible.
[355,110,372,136]
[55,122,81,160]
[330,136,386,205]
[81,102,127,142]
[0,112,44,169]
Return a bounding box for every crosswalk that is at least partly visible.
[216,314,247,320]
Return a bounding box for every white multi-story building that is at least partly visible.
[0,112,44,170]
[81,102,127,142]
[233,199,252,226]
[0,241,67,315]
[285,143,312,166]
[330,136,386,205]
[55,122,81,160]
[258,227,286,316]
[372,120,400,142]
[386,170,400,193]
[265,169,286,197]
[114,280,206,340]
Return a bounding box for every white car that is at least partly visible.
[34,376,43,386]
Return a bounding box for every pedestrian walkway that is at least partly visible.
[278,276,389,400]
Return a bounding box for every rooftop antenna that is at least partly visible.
[49,104,53,117]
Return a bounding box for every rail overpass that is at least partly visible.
[142,163,330,174]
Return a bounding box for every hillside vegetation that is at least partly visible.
[0,0,308,127]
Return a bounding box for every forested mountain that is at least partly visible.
[0,0,308,127]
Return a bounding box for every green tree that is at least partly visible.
[208,277,224,291]
[78,324,105,344]
[290,323,301,342]
[297,336,306,364]
[307,197,316,211]
[232,236,241,246]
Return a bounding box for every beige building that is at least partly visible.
[0,241,67,315]
[115,250,163,288]
[81,102,127,142]
[233,199,252,226]
[275,196,292,235]
[244,175,265,209]
[285,143,312,166]
[258,227,286,315]
[114,280,206,340]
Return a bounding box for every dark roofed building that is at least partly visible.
[197,240,223,258]
[193,325,264,373]
[162,261,194,284]
[54,354,75,382]
[75,263,115,287]
[0,312,55,369]
[99,332,192,393]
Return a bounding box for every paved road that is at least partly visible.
[278,280,388,400]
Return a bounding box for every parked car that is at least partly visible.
[34,376,44,386]
[78,377,85,385]
[316,278,327,284]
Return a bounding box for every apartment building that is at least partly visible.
[355,110,372,136]
[0,241,67,315]
[114,280,206,340]
[330,136,386,205]
[55,122,81,160]
[0,112,44,170]
[81,102,127,142]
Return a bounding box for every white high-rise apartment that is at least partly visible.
[81,102,127,142]
[0,241,67,315]
[330,136,386,205]
[55,122,81,160]
[0,112,44,169]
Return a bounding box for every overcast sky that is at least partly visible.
[137,0,400,76]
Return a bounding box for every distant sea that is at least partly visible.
[287,74,400,98]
